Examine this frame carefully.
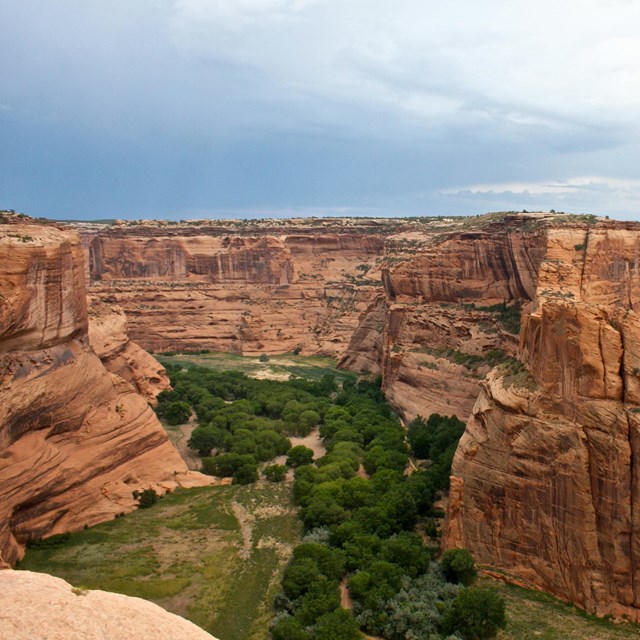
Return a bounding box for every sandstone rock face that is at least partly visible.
[445,220,640,620]
[0,223,211,567]
[0,570,218,640]
[88,298,170,402]
[343,216,543,422]
[84,221,387,356]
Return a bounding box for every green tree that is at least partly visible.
[294,577,341,626]
[406,415,430,458]
[292,543,345,581]
[282,558,323,600]
[314,609,361,640]
[441,548,477,586]
[440,588,506,640]
[287,445,314,467]
[270,616,311,640]
[159,400,192,425]
[188,426,227,456]
[300,409,320,429]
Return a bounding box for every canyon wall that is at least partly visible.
[342,215,548,421]
[0,221,210,567]
[88,298,170,403]
[445,220,640,620]
[84,220,388,356]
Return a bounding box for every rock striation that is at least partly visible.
[444,219,640,620]
[0,570,218,640]
[0,222,211,567]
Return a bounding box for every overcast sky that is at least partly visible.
[1,0,640,220]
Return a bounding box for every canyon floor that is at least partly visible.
[158,351,358,383]
[18,480,640,640]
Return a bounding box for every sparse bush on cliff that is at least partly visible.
[137,488,158,509]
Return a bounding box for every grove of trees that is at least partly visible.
[154,362,506,639]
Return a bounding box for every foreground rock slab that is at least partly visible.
[0,570,218,640]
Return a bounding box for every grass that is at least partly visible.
[485,579,640,639]
[18,482,302,640]
[158,351,357,383]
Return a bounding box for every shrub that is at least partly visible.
[259,353,269,362]
[137,488,158,509]
[264,464,288,482]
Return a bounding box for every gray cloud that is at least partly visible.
[1,0,639,218]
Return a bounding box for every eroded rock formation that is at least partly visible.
[0,222,210,567]
[88,298,170,402]
[0,570,218,640]
[444,220,640,620]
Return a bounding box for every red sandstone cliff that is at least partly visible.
[82,220,388,356]
[0,222,210,567]
[341,215,547,421]
[444,220,640,620]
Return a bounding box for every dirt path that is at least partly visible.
[173,420,201,470]
[231,501,254,559]
[340,577,353,610]
[274,429,327,479]
[289,428,326,459]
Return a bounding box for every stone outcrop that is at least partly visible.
[88,298,170,402]
[0,222,211,567]
[445,220,640,620]
[0,570,218,640]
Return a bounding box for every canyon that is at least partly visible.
[4,210,640,623]
[81,211,640,620]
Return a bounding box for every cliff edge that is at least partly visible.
[0,222,211,567]
[0,570,218,640]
